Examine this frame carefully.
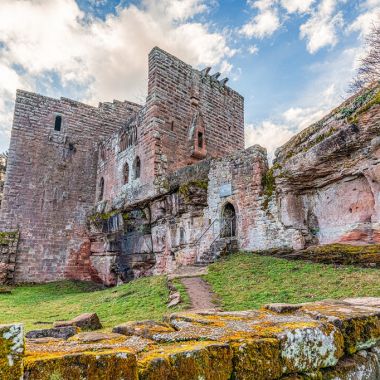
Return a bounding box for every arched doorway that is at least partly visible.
[221,202,236,238]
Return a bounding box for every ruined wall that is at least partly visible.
[0,155,6,209]
[149,47,244,174]
[96,47,245,209]
[275,85,380,248]
[0,90,140,282]
[203,145,301,255]
[88,161,211,285]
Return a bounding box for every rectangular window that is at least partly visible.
[54,115,62,132]
[198,132,203,149]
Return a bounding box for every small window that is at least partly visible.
[134,156,141,179]
[171,120,174,131]
[198,132,203,149]
[98,177,104,201]
[124,163,129,184]
[180,227,185,244]
[54,115,62,131]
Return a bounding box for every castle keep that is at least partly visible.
[0,47,379,285]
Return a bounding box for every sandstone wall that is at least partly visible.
[95,47,245,209]
[275,85,380,248]
[149,47,244,174]
[0,90,140,282]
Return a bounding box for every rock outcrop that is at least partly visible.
[2,297,380,379]
[274,84,380,248]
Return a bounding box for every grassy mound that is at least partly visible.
[256,243,380,267]
[205,253,380,311]
[0,276,187,331]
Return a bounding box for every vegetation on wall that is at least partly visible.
[178,180,208,201]
[0,231,18,245]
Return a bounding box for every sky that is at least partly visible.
[0,0,379,158]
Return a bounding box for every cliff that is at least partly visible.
[274,84,380,247]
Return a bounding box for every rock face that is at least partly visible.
[274,84,380,247]
[2,297,380,379]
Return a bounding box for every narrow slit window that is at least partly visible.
[124,163,129,184]
[98,177,104,201]
[198,132,203,149]
[54,115,62,131]
[134,156,141,179]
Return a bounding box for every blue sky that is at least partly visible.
[0,0,379,157]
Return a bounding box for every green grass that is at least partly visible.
[204,253,380,310]
[0,276,187,332]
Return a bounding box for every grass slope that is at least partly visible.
[205,253,380,310]
[0,276,187,331]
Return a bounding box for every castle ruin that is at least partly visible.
[0,47,379,285]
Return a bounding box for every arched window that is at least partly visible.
[54,115,62,131]
[123,163,129,184]
[221,202,236,237]
[134,156,141,179]
[98,177,104,201]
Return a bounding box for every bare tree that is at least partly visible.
[350,20,380,93]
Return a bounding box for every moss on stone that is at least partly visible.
[348,89,380,125]
[230,338,282,380]
[178,180,208,201]
[0,231,18,245]
[261,167,276,210]
[24,349,138,380]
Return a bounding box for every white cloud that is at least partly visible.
[241,1,280,38]
[0,0,233,152]
[280,0,315,14]
[241,9,280,38]
[348,1,380,37]
[245,45,362,161]
[300,0,344,54]
[248,44,259,54]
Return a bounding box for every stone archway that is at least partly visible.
[221,202,237,238]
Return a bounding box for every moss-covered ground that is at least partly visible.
[0,276,188,332]
[204,253,380,310]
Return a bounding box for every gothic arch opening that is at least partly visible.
[221,202,236,237]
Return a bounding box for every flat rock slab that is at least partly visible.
[167,265,208,280]
[54,312,102,331]
[26,326,78,340]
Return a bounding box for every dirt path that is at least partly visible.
[180,277,220,311]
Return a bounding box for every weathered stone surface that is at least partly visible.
[274,84,380,247]
[138,341,233,380]
[24,349,138,380]
[113,320,175,339]
[300,299,380,354]
[231,338,282,380]
[0,324,24,380]
[264,303,304,313]
[26,326,78,340]
[2,298,380,379]
[54,312,102,331]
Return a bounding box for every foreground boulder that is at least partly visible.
[53,312,102,331]
[26,326,78,340]
[0,324,24,380]
[2,298,380,379]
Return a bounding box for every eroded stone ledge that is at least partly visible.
[1,297,380,379]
